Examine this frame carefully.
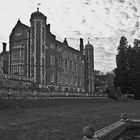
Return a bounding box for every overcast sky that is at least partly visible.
[0,0,140,72]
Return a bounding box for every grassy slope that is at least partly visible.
[0,98,139,140]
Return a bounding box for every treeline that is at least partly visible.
[114,36,140,99]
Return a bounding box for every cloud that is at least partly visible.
[1,0,140,72]
[0,36,4,45]
[119,0,125,2]
[73,31,82,36]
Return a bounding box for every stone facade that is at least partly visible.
[9,19,30,77]
[7,8,95,93]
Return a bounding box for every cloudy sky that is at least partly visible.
[0,0,140,72]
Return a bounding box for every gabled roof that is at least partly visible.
[10,19,30,37]
[16,19,29,29]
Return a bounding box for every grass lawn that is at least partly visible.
[0,98,139,140]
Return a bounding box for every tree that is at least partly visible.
[131,39,140,99]
[127,44,135,92]
[107,71,117,100]
[114,36,129,94]
[114,37,140,99]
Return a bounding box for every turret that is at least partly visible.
[30,7,46,22]
[84,41,94,94]
[30,8,47,84]
[85,41,94,64]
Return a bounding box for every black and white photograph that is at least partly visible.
[0,0,140,139]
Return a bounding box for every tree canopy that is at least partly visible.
[114,36,140,99]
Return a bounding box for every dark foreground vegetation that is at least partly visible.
[0,98,139,140]
[114,36,140,99]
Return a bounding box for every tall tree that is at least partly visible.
[114,36,129,94]
[131,39,140,99]
[127,44,134,92]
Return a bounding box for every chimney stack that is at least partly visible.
[80,38,84,54]
[47,24,50,32]
[2,42,7,52]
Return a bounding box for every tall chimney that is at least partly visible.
[47,24,50,32]
[2,42,6,52]
[80,38,84,54]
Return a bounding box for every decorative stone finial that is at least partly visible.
[121,113,127,120]
[37,3,41,12]
[83,126,95,139]
[63,38,68,46]
[88,38,90,44]
[17,18,21,23]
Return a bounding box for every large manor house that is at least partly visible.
[0,8,95,94]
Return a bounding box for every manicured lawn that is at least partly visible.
[0,98,139,140]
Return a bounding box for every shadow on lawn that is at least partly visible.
[0,98,112,110]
